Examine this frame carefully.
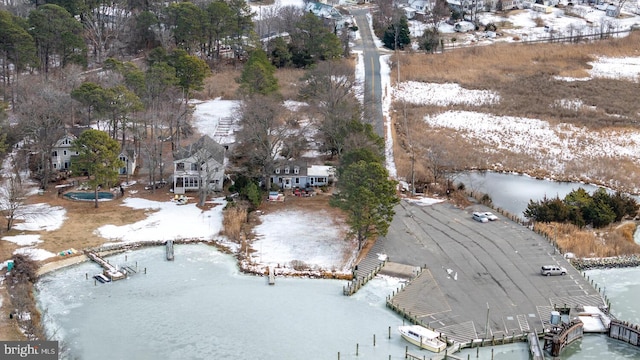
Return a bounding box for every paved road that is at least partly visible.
[351,8,385,137]
[378,200,604,343]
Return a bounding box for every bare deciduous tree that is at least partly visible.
[233,95,296,190]
[14,80,69,189]
[83,1,131,64]
[299,60,361,158]
[0,156,28,231]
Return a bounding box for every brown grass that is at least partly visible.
[221,202,248,242]
[535,221,640,257]
[391,32,640,193]
[275,68,306,100]
[196,68,242,100]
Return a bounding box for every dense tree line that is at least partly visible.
[1,0,383,248]
[524,187,639,228]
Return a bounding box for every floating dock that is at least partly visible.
[87,252,126,281]
[166,240,174,261]
[268,266,275,285]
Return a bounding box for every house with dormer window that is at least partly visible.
[271,162,334,189]
[51,134,78,171]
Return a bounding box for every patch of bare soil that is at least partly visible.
[0,283,24,340]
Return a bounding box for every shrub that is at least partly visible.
[290,260,310,271]
[221,202,248,242]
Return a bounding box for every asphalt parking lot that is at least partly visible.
[379,200,605,343]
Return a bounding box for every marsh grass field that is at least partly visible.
[391,31,640,193]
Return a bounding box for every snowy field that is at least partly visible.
[251,209,355,272]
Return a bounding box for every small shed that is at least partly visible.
[605,4,619,17]
[403,6,417,19]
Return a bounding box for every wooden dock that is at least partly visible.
[166,240,174,261]
[543,320,583,356]
[86,252,126,281]
[609,320,640,347]
[527,332,545,360]
[268,266,275,285]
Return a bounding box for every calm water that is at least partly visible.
[457,172,604,218]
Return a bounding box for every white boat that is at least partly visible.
[398,325,447,352]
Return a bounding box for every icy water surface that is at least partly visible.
[36,246,640,359]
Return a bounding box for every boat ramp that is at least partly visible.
[346,200,638,358]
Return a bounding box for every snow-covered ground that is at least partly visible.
[389,54,640,183]
[251,209,355,272]
[96,197,226,243]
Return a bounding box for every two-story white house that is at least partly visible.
[51,134,78,171]
[172,136,226,194]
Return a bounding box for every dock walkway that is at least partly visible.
[344,239,387,295]
[166,240,174,261]
[268,266,275,285]
[86,252,126,281]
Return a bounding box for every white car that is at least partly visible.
[541,265,567,276]
[472,212,489,223]
[483,212,498,221]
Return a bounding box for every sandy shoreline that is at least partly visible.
[36,255,90,277]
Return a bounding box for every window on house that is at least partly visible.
[275,168,280,174]
[278,177,282,183]
[294,167,299,174]
[53,163,57,169]
[285,166,290,174]
[177,163,185,171]
[186,177,199,187]
[295,178,299,184]
[63,150,67,156]
[191,163,198,171]
[75,151,79,155]
[52,151,57,157]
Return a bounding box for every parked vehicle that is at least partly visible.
[541,265,567,276]
[472,212,489,223]
[454,21,476,32]
[145,180,167,190]
[483,212,498,221]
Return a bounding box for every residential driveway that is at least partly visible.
[378,200,604,343]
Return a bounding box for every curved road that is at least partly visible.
[351,8,385,137]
